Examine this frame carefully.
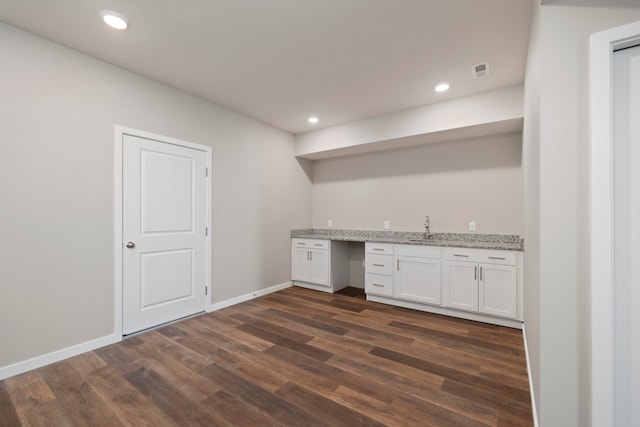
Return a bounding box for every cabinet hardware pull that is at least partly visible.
[314,244,323,247]
[397,259,399,271]
[310,251,312,261]
[373,283,384,287]
[299,243,307,246]
[373,263,384,267]
[488,256,506,260]
[307,251,310,260]
[373,248,384,251]
[454,254,469,257]
[480,266,483,281]
[474,266,477,280]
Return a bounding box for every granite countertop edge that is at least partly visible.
[291,229,524,252]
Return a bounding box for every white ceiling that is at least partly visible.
[0,0,532,134]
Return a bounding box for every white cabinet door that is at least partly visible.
[442,260,478,312]
[309,248,330,287]
[395,255,441,305]
[479,264,517,318]
[292,247,311,282]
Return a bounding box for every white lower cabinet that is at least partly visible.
[364,243,522,327]
[291,238,348,293]
[394,245,441,305]
[442,248,517,319]
[292,240,329,286]
[364,243,394,297]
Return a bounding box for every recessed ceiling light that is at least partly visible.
[100,10,129,30]
[308,116,319,124]
[435,83,450,93]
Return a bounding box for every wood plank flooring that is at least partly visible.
[0,287,533,426]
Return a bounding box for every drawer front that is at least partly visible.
[394,244,441,259]
[365,254,394,275]
[366,242,394,255]
[477,251,516,266]
[365,273,394,297]
[292,238,329,250]
[442,247,516,265]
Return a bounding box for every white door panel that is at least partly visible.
[478,264,516,318]
[141,149,195,234]
[442,261,477,311]
[395,256,441,305]
[292,247,311,282]
[123,134,207,335]
[140,249,194,309]
[309,249,330,286]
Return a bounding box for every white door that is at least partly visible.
[122,134,207,335]
[442,260,477,311]
[395,255,441,305]
[478,264,516,318]
[613,43,640,426]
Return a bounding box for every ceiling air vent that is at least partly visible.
[472,62,490,79]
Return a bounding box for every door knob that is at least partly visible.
[126,241,136,248]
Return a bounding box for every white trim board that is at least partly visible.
[0,334,119,381]
[590,20,640,427]
[367,295,523,329]
[522,325,539,427]
[0,282,292,381]
[207,282,292,312]
[114,125,213,338]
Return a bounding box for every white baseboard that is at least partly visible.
[207,281,292,312]
[367,295,523,329]
[522,324,539,427]
[0,282,292,381]
[0,333,120,381]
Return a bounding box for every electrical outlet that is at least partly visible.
[384,221,390,229]
[328,219,333,227]
[469,221,476,232]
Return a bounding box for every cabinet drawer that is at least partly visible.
[477,251,516,266]
[292,238,329,250]
[366,243,394,255]
[365,273,394,297]
[365,254,394,275]
[394,244,441,259]
[442,247,516,265]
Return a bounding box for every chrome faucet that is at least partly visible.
[424,215,432,240]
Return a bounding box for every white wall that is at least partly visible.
[312,132,522,234]
[522,3,640,425]
[0,22,311,370]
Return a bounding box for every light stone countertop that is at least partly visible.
[291,229,524,252]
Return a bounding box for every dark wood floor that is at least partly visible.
[0,286,533,426]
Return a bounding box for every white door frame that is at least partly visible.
[590,20,640,427]
[114,125,212,338]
